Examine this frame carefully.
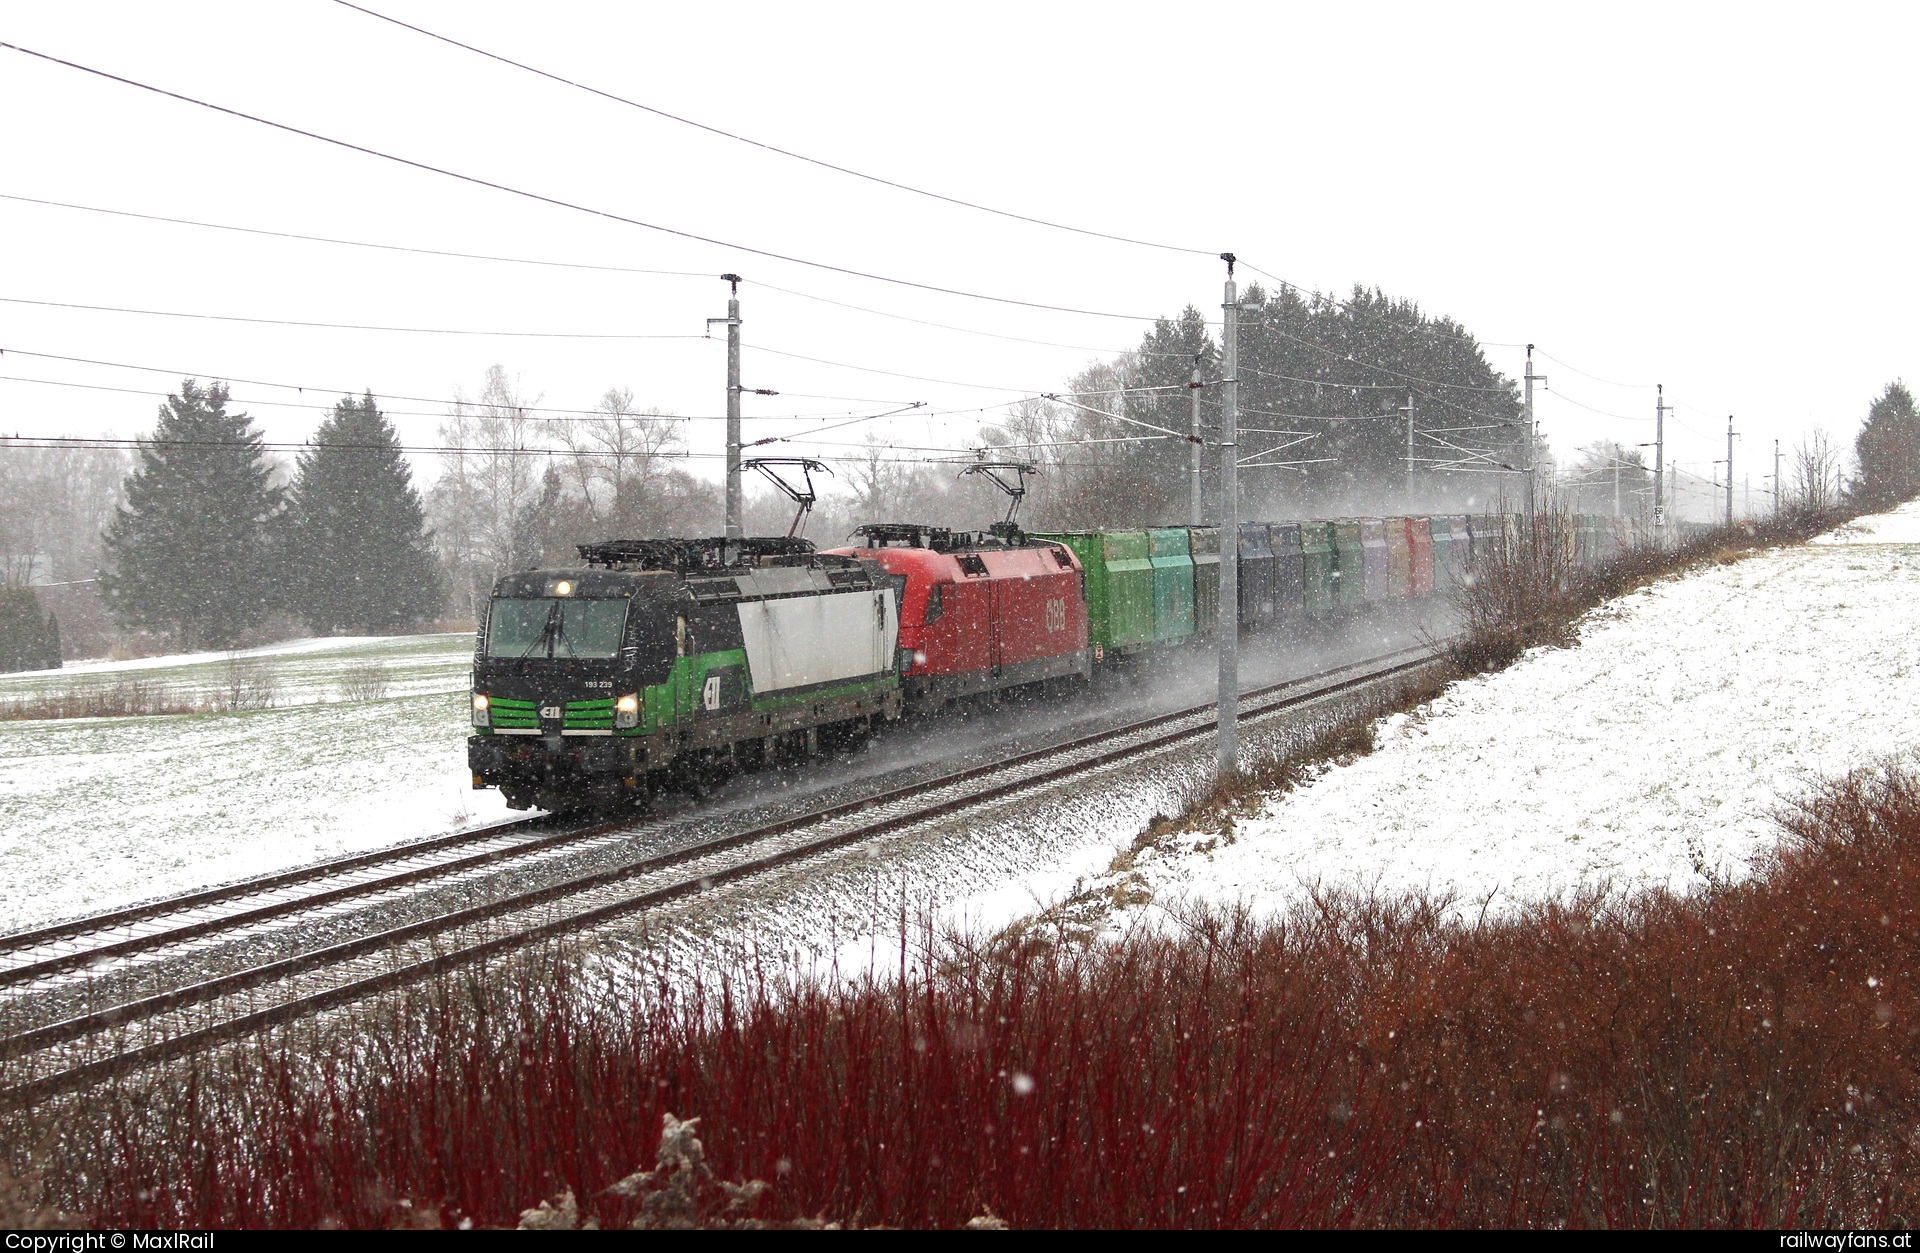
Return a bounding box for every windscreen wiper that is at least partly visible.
[515,601,561,660]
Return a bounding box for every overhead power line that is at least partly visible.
[0,295,710,341]
[1251,323,1514,393]
[0,40,1165,322]
[0,431,1039,470]
[0,365,911,425]
[0,342,1094,422]
[0,191,716,278]
[1237,259,1528,349]
[0,346,876,416]
[0,432,715,459]
[1533,349,1654,391]
[1241,362,1419,392]
[331,0,1218,259]
[1539,386,1652,424]
[0,191,1204,359]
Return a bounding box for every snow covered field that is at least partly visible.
[1109,503,1920,920]
[0,634,511,929]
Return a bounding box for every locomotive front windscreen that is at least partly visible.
[485,597,629,660]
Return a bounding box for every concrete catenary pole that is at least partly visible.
[1190,354,1204,526]
[1774,439,1783,515]
[1726,416,1737,527]
[723,274,744,539]
[1217,254,1240,777]
[1653,384,1667,540]
[1404,388,1416,507]
[1523,346,1545,517]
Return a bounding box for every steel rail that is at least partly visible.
[0,818,626,987]
[0,645,1447,1107]
[0,814,558,955]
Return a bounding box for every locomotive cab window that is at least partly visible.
[924,582,945,624]
[484,596,629,660]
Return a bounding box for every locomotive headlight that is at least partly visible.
[553,579,573,596]
[471,693,490,727]
[614,692,639,729]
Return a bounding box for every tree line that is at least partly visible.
[977,286,1530,528]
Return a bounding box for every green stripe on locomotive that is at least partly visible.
[634,648,896,736]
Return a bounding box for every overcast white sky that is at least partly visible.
[3,1,1913,512]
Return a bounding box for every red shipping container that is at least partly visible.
[1406,516,1434,598]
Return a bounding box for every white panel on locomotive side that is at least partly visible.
[735,588,897,694]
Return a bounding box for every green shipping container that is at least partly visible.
[1332,521,1366,612]
[1187,526,1220,637]
[1299,521,1335,619]
[1031,529,1156,656]
[1425,516,1452,593]
[1147,527,1196,644]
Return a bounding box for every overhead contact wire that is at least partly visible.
[0,41,1163,322]
[331,0,1219,259]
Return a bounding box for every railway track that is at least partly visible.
[0,642,1447,1107]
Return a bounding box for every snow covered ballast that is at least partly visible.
[468,536,900,811]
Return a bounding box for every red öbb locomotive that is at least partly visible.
[829,523,1089,712]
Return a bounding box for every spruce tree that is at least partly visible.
[100,380,282,649]
[286,393,441,634]
[1852,381,1920,509]
[0,584,58,673]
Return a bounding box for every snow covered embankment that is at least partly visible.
[1119,503,1920,919]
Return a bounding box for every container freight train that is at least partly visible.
[469,513,1640,810]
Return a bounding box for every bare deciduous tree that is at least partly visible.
[426,366,548,620]
[0,441,131,585]
[556,388,693,537]
[1791,429,1841,513]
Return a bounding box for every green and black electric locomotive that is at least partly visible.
[469,537,901,811]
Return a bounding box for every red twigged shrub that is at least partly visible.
[21,764,1920,1228]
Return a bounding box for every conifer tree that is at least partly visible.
[100,380,282,649]
[286,393,440,634]
[0,584,59,673]
[1852,381,1920,509]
